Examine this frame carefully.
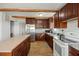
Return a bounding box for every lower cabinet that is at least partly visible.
[69,46,79,56]
[12,37,30,56]
[35,33,45,41]
[0,36,30,56]
[45,34,53,50]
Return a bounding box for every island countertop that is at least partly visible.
[0,34,30,52]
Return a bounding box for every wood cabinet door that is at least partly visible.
[35,19,43,28]
[69,46,79,56]
[72,3,78,18]
[25,37,30,55]
[12,44,22,56]
[45,34,53,50]
[60,4,68,21]
[54,12,60,28]
[26,18,35,24]
[12,38,30,56]
[35,19,49,28]
[60,21,67,28]
[43,19,49,28]
[35,33,41,41]
[78,4,79,27]
[35,33,45,41]
[66,3,73,19]
[26,19,31,24]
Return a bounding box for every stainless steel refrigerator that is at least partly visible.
[25,24,35,41]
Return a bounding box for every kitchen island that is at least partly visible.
[0,34,31,56]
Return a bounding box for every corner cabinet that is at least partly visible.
[54,3,79,28]
[54,11,67,28]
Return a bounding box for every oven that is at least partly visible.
[53,36,69,56]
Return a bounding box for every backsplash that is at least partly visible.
[64,18,79,35]
[53,17,79,36]
[35,28,50,33]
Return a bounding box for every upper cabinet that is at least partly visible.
[72,3,78,18]
[66,3,78,19]
[26,18,49,28]
[54,11,67,28]
[66,3,73,19]
[43,19,49,28]
[54,3,78,28]
[77,4,79,28]
[60,21,67,28]
[59,5,67,21]
[26,18,36,24]
[36,19,49,28]
[54,12,60,28]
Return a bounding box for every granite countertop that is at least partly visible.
[0,34,30,52]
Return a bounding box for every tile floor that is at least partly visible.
[28,41,53,56]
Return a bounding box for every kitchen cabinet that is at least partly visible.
[54,11,67,28]
[59,6,67,28]
[45,33,53,50]
[54,12,60,28]
[65,3,78,20]
[35,33,45,41]
[69,46,79,56]
[12,37,30,56]
[78,4,79,27]
[72,3,78,18]
[54,3,79,28]
[26,18,36,24]
[60,21,67,28]
[59,5,67,21]
[26,18,49,28]
[43,19,49,28]
[35,19,43,28]
[0,36,31,56]
[35,19,49,28]
[66,3,73,19]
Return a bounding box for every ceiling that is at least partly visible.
[0,3,66,10]
[0,3,66,19]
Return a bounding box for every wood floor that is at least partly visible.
[28,41,53,56]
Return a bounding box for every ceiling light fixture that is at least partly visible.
[39,14,43,16]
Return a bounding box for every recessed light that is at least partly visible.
[39,14,43,16]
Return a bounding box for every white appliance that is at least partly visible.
[25,24,35,41]
[53,36,69,56]
[53,34,78,56]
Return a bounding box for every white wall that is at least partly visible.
[0,12,3,41]
[0,12,10,41]
[13,21,20,36]
[19,21,26,35]
[13,20,26,37]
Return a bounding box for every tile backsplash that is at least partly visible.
[53,17,79,36]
